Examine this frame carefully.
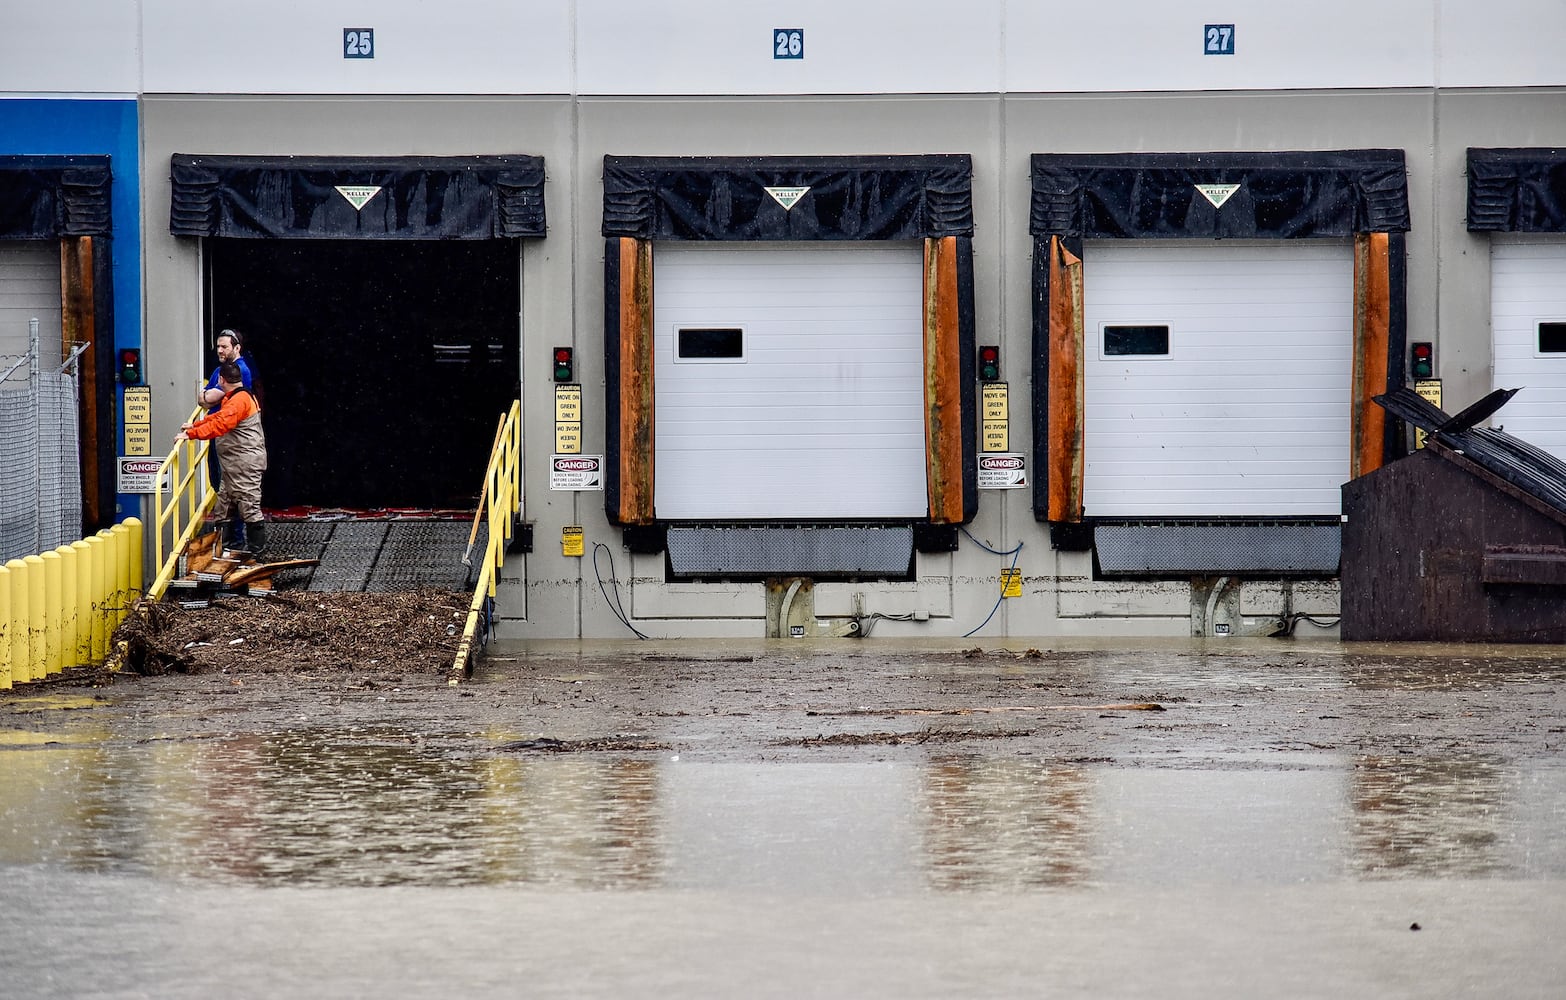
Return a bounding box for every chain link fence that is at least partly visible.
[1,352,83,563]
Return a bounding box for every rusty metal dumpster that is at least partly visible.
[1341,387,1566,642]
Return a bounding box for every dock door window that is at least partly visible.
[677,326,745,361]
[1538,321,1566,355]
[1102,324,1170,357]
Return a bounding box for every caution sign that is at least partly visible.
[1000,568,1022,598]
[1414,379,1441,449]
[123,425,151,456]
[550,454,603,491]
[982,383,1009,453]
[561,525,584,557]
[122,387,151,424]
[555,384,583,454]
[554,383,582,422]
[555,422,582,454]
[122,386,152,456]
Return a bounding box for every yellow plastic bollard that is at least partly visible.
[41,550,63,677]
[23,554,45,682]
[125,516,145,607]
[111,523,133,630]
[71,540,92,666]
[0,562,11,689]
[5,559,26,685]
[87,534,108,663]
[57,545,79,670]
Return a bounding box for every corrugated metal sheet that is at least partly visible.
[1094,522,1341,576]
[667,525,913,578]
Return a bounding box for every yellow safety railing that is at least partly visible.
[0,518,143,687]
[449,400,523,684]
[148,405,217,602]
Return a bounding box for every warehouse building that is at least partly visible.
[3,1,1564,638]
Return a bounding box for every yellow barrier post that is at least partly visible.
[126,516,144,608]
[0,563,10,689]
[5,559,26,685]
[110,524,132,631]
[23,554,45,682]
[57,545,79,670]
[88,534,108,663]
[71,540,92,666]
[41,549,63,677]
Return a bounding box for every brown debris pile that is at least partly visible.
[112,589,471,677]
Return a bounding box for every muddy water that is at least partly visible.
[3,642,1565,998]
[2,736,1563,889]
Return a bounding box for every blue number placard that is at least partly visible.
[774,29,804,60]
[1204,24,1234,56]
[344,28,375,59]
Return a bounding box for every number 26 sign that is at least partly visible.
[774,29,803,60]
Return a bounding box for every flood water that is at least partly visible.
[3,649,1565,999]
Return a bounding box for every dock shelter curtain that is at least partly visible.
[1030,150,1411,524]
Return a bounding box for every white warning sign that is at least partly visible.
[978,453,1027,490]
[550,454,604,491]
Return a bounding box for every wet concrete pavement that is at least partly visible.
[1,637,1563,998]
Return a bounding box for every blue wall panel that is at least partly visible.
[0,98,141,518]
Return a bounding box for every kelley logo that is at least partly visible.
[765,186,810,211]
[335,185,383,211]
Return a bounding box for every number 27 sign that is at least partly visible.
[1204,24,1234,55]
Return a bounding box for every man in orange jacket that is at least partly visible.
[177,361,270,555]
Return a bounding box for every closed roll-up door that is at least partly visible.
[1083,239,1353,517]
[0,242,62,365]
[653,242,927,520]
[1492,240,1566,461]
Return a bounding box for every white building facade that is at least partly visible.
[3,1,1564,638]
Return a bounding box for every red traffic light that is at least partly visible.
[118,348,142,385]
[1411,341,1433,379]
[552,346,574,382]
[978,345,1000,381]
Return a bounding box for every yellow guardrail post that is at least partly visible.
[149,410,214,603]
[4,559,25,685]
[23,554,45,682]
[71,539,92,666]
[450,400,523,685]
[0,562,11,689]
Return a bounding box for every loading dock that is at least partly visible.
[1030,150,1410,576]
[602,155,977,579]
[169,154,546,512]
[1469,148,1566,465]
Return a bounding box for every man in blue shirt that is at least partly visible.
[199,328,253,411]
[198,328,256,546]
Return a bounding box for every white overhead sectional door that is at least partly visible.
[0,241,62,364]
[1082,239,1354,517]
[1491,240,1566,461]
[654,242,927,519]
